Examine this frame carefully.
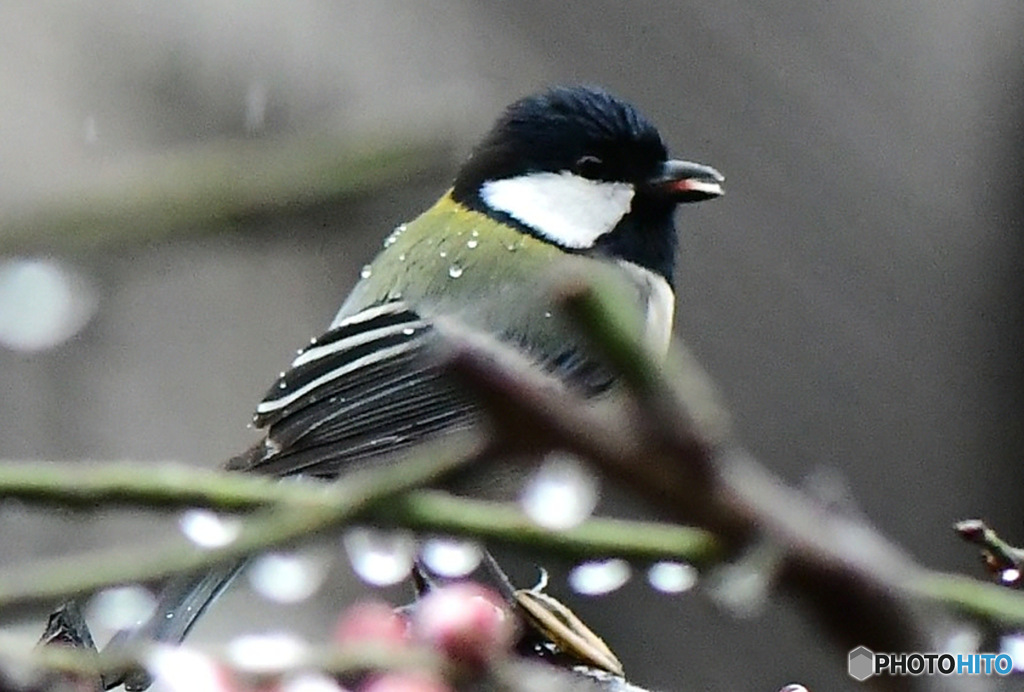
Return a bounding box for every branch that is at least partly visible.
[6,632,652,692]
[916,572,1024,626]
[0,464,720,619]
[0,432,488,620]
[0,132,453,254]
[380,491,722,565]
[0,459,315,511]
[4,633,447,684]
[953,519,1024,583]
[440,273,998,692]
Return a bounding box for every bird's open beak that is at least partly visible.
[648,159,725,202]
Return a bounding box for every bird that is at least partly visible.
[113,85,723,689]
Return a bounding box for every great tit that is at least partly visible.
[116,85,723,689]
[230,84,723,476]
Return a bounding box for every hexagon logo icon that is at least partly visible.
[848,646,874,681]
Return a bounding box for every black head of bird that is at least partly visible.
[453,85,724,283]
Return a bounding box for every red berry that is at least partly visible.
[360,673,452,692]
[411,583,515,668]
[333,601,409,648]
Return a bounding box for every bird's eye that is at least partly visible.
[574,155,604,178]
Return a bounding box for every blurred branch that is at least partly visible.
[0,432,488,621]
[0,464,720,619]
[381,491,721,565]
[915,573,1024,625]
[440,274,999,692]
[0,131,454,254]
[5,634,447,685]
[0,459,315,511]
[7,633,636,692]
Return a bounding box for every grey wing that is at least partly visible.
[228,301,479,478]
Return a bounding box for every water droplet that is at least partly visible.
[1002,568,1021,584]
[278,381,288,389]
[466,239,478,249]
[520,454,599,530]
[568,559,631,595]
[471,230,479,237]
[310,337,318,345]
[247,551,329,603]
[342,528,415,586]
[146,647,222,692]
[0,258,98,352]
[708,554,772,617]
[420,538,483,577]
[360,265,373,279]
[398,253,407,262]
[647,561,698,593]
[402,327,416,336]
[543,311,552,319]
[439,250,448,258]
[1000,633,1024,671]
[85,585,157,631]
[505,242,518,252]
[448,264,464,279]
[227,632,309,673]
[280,673,347,692]
[178,509,241,549]
[383,224,407,249]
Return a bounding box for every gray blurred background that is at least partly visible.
[1,2,1023,690]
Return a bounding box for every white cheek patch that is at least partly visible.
[480,171,635,249]
[614,259,675,358]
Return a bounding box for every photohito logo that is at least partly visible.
[848,646,1013,681]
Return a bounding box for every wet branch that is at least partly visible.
[0,433,488,621]
[0,467,721,620]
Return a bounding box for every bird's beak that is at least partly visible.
[648,159,725,203]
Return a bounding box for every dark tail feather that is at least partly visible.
[102,561,246,691]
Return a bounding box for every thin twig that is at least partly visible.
[0,460,315,511]
[380,491,722,565]
[0,432,488,620]
[0,451,723,620]
[953,519,1024,583]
